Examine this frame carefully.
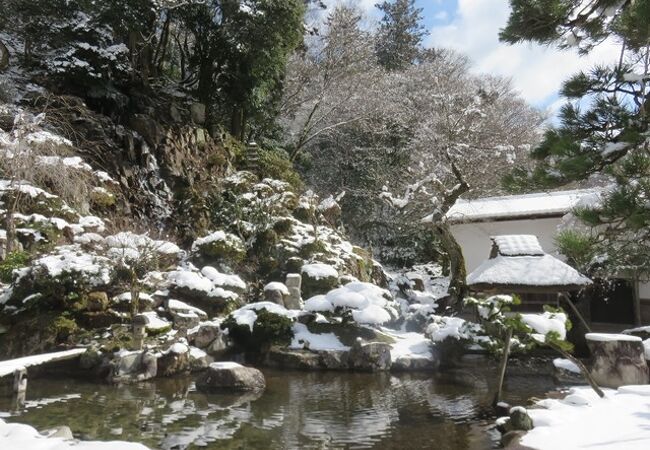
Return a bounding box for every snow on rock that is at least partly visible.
[643,339,650,360]
[585,333,642,342]
[264,282,289,295]
[301,263,338,280]
[230,301,299,331]
[200,266,246,291]
[290,322,349,351]
[521,312,568,341]
[0,418,150,449]
[140,312,171,333]
[521,386,650,450]
[166,299,207,319]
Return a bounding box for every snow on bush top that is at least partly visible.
[167,266,240,300]
[304,281,397,325]
[230,301,299,331]
[31,245,111,286]
[301,263,338,280]
[521,311,568,341]
[191,230,244,253]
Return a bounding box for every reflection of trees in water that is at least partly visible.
[0,369,553,449]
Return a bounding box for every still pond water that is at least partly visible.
[0,364,556,449]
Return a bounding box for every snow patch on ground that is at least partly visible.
[290,323,349,351]
[0,418,150,449]
[522,386,650,450]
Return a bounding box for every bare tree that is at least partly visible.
[0,112,96,256]
[280,5,385,161]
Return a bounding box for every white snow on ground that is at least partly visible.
[521,386,650,450]
[0,418,149,449]
[382,329,433,362]
[552,358,580,374]
[0,348,86,378]
[290,323,349,351]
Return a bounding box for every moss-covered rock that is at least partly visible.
[301,263,339,298]
[222,308,293,353]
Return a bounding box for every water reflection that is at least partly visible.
[0,368,556,449]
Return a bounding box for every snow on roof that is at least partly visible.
[467,254,592,290]
[492,235,544,256]
[446,188,601,224]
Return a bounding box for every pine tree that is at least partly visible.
[375,0,428,71]
[500,0,650,321]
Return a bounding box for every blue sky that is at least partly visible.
[327,0,621,118]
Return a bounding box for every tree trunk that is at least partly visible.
[231,107,244,141]
[553,345,605,398]
[4,207,15,255]
[435,222,467,311]
[494,328,513,406]
[632,276,641,327]
[559,293,592,333]
[0,39,9,71]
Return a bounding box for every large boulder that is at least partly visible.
[156,343,191,377]
[348,339,391,372]
[195,362,266,392]
[107,350,157,383]
[586,333,649,388]
[263,282,289,307]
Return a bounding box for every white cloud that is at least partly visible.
[427,0,621,107]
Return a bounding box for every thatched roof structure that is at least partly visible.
[467,235,592,293]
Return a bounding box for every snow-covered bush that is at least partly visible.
[304,281,399,326]
[191,230,246,264]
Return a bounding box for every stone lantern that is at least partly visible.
[132,314,149,350]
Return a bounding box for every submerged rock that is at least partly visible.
[195,362,266,392]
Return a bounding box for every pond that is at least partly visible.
[0,362,557,449]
